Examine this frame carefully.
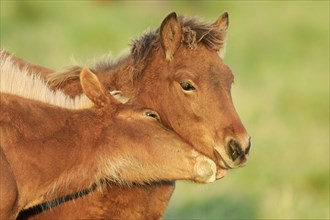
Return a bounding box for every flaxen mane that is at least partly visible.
[47,15,227,89]
[0,56,92,109]
[0,56,127,107]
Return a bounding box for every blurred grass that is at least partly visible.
[1,1,329,219]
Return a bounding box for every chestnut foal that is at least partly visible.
[0,59,216,219]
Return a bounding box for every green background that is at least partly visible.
[1,1,329,219]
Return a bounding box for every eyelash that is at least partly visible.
[180,82,196,91]
[145,111,160,121]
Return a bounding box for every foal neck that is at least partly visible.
[0,94,105,210]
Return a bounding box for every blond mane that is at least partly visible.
[0,55,93,109]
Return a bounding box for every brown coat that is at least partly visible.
[0,64,216,219]
[8,11,250,220]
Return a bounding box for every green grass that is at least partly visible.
[1,1,329,219]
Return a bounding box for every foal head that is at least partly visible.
[79,67,217,184]
[45,12,251,173]
[131,12,251,170]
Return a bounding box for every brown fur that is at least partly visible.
[0,65,217,219]
[9,12,250,219]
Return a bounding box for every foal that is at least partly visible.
[0,60,216,219]
[4,11,250,219]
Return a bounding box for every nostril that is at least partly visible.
[245,139,251,155]
[227,139,242,161]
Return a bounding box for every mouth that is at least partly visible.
[212,149,230,180]
[214,148,234,169]
[213,146,248,173]
[216,169,227,179]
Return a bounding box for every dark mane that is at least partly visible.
[123,15,227,80]
[48,15,226,87]
[179,16,227,51]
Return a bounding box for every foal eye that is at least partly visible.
[180,82,196,91]
[145,111,160,122]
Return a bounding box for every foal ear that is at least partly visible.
[160,12,182,61]
[80,66,110,108]
[214,12,229,31]
[213,12,229,58]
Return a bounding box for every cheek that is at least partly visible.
[169,84,208,123]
